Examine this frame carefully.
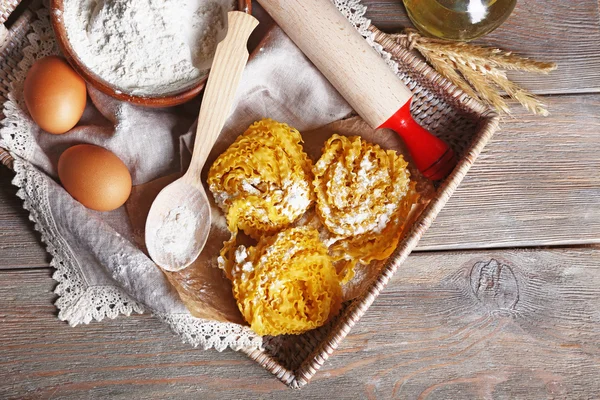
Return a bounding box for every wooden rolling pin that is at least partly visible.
[257,0,456,180]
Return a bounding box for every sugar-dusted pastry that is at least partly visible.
[230,226,342,336]
[313,134,418,281]
[208,119,314,240]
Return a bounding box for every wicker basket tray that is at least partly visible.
[0,0,499,389]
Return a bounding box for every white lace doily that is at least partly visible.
[0,1,400,352]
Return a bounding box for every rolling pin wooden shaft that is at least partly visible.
[257,0,456,180]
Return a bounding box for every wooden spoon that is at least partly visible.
[145,11,259,271]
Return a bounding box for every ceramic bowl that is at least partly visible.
[50,0,252,107]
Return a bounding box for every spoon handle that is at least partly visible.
[186,11,259,182]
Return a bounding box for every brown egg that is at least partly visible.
[24,56,87,134]
[58,144,132,212]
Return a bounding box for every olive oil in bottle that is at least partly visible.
[402,0,517,41]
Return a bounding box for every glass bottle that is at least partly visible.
[402,0,517,41]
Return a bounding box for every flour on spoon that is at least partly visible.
[155,206,199,268]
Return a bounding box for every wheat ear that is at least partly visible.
[377,27,556,115]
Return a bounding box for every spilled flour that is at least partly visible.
[62,0,235,95]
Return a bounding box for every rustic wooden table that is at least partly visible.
[1,0,599,398]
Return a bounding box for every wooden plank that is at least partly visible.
[0,167,49,269]
[1,248,598,398]
[418,93,600,250]
[364,0,600,95]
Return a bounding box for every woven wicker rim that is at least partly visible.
[0,0,20,25]
[0,1,500,389]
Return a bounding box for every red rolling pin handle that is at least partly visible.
[378,99,457,180]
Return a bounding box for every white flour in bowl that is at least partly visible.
[62,0,236,96]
